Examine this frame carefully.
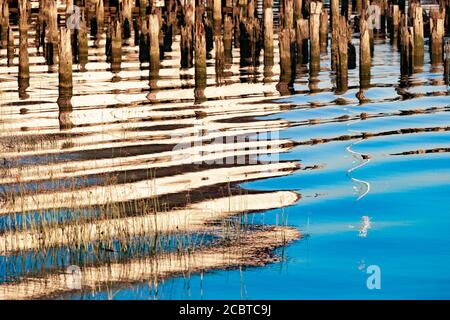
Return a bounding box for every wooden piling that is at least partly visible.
[59,27,73,96]
[296,18,309,64]
[19,0,29,81]
[281,0,294,30]
[430,7,445,65]
[309,1,322,72]
[294,0,303,21]
[336,16,349,93]
[389,4,400,45]
[46,0,59,66]
[360,13,371,90]
[277,28,294,95]
[149,14,160,71]
[194,10,207,103]
[263,0,274,63]
[320,9,328,50]
[411,3,424,67]
[400,16,414,75]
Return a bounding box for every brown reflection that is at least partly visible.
[0,227,300,300]
[57,91,73,131]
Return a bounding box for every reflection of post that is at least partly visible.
[0,0,9,48]
[95,0,104,39]
[215,35,224,85]
[111,20,122,74]
[78,14,88,72]
[18,0,30,99]
[7,26,14,67]
[194,9,207,104]
[180,3,194,68]
[445,41,450,86]
[57,94,73,130]
[149,14,160,71]
[121,0,132,39]
[58,27,73,130]
[223,15,233,64]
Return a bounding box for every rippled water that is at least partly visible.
[1,2,450,299]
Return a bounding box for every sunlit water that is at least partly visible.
[1,4,450,300]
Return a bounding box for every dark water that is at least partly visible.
[1,3,450,299]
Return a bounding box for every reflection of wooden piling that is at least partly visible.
[263,0,274,63]
[111,20,122,73]
[400,17,414,75]
[59,27,73,96]
[430,7,445,65]
[96,0,104,38]
[121,0,132,39]
[7,26,14,66]
[149,14,160,71]
[0,0,9,48]
[309,1,322,72]
[215,35,224,84]
[181,3,194,68]
[296,18,309,64]
[224,14,233,59]
[445,41,450,85]
[194,13,207,103]
[320,9,328,50]
[19,0,29,81]
[78,15,88,71]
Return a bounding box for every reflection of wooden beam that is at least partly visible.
[0,190,300,253]
[0,227,300,300]
[0,161,299,214]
